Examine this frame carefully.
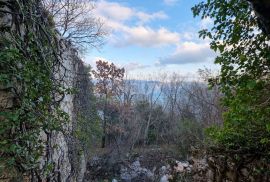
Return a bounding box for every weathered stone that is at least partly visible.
[0,1,88,181]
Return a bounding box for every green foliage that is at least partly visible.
[192,0,270,153]
[75,112,102,151]
[0,0,69,176]
[177,119,204,159]
[72,63,102,154]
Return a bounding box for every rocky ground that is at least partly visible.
[83,147,209,182]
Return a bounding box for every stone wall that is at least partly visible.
[0,1,88,181]
[49,39,87,182]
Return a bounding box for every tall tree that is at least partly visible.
[92,60,125,148]
[192,0,270,153]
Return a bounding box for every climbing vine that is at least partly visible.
[0,0,70,178]
[73,64,102,152]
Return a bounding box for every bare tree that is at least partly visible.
[42,0,107,50]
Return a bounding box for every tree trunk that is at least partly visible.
[247,0,270,35]
[101,95,108,148]
[101,134,105,148]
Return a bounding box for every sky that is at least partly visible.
[84,0,219,79]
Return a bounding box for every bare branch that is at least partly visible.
[42,0,107,51]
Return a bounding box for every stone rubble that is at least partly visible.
[120,160,154,181]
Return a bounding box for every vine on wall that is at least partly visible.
[0,0,71,178]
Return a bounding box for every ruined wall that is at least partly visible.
[0,0,88,181]
[48,39,87,182]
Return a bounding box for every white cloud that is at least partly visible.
[200,17,213,29]
[182,32,198,41]
[106,24,180,47]
[95,0,168,24]
[118,26,180,47]
[86,57,111,69]
[159,41,216,65]
[95,0,134,22]
[94,0,177,47]
[124,62,150,71]
[163,0,179,6]
[136,11,168,24]
[92,1,216,67]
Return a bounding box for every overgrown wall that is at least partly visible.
[0,0,90,181]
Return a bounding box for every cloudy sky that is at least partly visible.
[84,0,219,79]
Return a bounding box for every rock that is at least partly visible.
[160,166,167,174]
[173,161,192,173]
[120,160,154,181]
[240,168,249,177]
[160,175,169,182]
[174,164,184,172]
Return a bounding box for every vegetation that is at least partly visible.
[73,64,102,153]
[1,0,270,181]
[193,0,270,154]
[90,71,221,159]
[192,1,270,180]
[92,60,125,148]
[0,0,70,176]
[42,0,107,50]
[0,0,103,179]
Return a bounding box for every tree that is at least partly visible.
[246,0,270,35]
[73,64,102,154]
[192,0,270,153]
[42,0,107,50]
[92,60,125,148]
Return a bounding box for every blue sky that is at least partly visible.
[84,0,219,79]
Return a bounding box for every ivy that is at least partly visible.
[73,65,102,153]
[0,0,70,178]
